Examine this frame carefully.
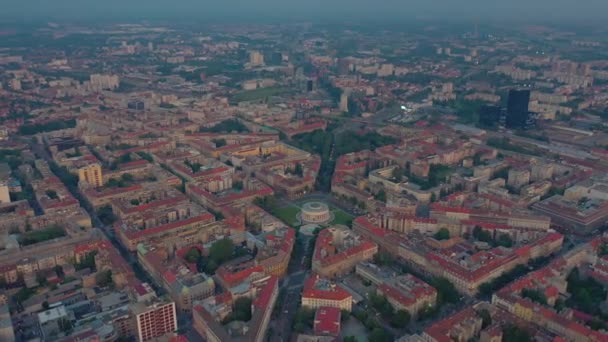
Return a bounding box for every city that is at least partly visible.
[0,8,608,342]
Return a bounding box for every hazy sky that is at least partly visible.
[2,0,608,21]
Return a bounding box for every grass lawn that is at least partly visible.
[272,205,301,227]
[331,209,354,226]
[19,226,66,246]
[232,87,289,102]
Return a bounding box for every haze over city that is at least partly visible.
[3,0,608,21]
[0,2,607,342]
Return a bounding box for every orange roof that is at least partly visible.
[302,274,352,302]
[216,264,264,288]
[123,213,215,239]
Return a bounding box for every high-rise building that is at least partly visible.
[306,79,314,92]
[506,89,531,129]
[478,105,502,127]
[270,52,283,65]
[132,301,177,342]
[78,163,103,188]
[0,180,10,204]
[249,51,264,67]
[339,92,349,112]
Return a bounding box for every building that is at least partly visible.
[313,307,341,337]
[38,305,70,340]
[532,195,608,234]
[89,74,119,90]
[0,180,10,204]
[356,263,437,318]
[311,225,378,279]
[302,274,353,311]
[355,215,562,296]
[506,89,532,129]
[192,276,278,342]
[137,244,216,313]
[491,236,608,342]
[339,92,349,112]
[132,300,177,342]
[478,105,502,127]
[78,163,103,188]
[249,51,265,67]
[0,305,14,342]
[507,168,530,190]
[301,202,331,224]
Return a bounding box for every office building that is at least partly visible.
[506,89,531,129]
[307,79,314,92]
[478,105,502,127]
[249,51,264,67]
[0,180,10,204]
[339,92,349,112]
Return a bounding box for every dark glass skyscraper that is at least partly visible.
[479,105,502,127]
[506,89,531,129]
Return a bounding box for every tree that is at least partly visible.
[232,297,252,321]
[97,205,117,226]
[45,190,58,199]
[58,318,73,333]
[36,272,48,286]
[200,119,249,133]
[391,167,404,182]
[96,270,113,288]
[294,163,304,177]
[431,277,460,304]
[344,337,358,342]
[136,151,153,162]
[15,287,35,304]
[434,228,450,240]
[418,305,437,320]
[341,309,350,322]
[600,243,608,256]
[212,138,227,147]
[373,252,394,266]
[496,233,513,248]
[184,248,201,264]
[293,307,315,331]
[390,309,411,327]
[502,324,533,342]
[209,238,235,265]
[121,173,134,183]
[369,293,394,318]
[473,226,493,243]
[554,298,565,312]
[75,251,97,271]
[374,189,387,202]
[369,327,392,342]
[42,301,50,310]
[479,309,492,328]
[521,288,548,305]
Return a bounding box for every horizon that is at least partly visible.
[2,0,608,23]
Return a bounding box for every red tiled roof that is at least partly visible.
[123,213,215,240]
[216,264,265,288]
[314,306,341,336]
[302,274,352,302]
[253,276,278,308]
